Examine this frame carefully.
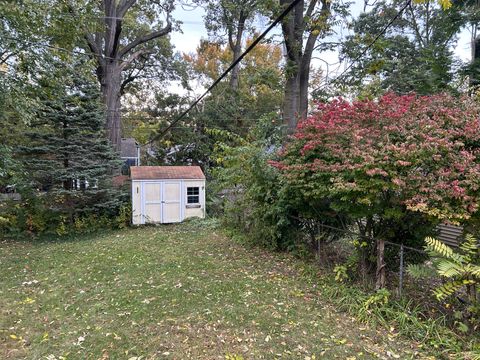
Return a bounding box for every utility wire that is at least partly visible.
[142,0,303,147]
[146,0,412,147]
[4,0,411,145]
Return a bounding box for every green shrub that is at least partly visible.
[312,269,468,355]
[408,235,480,333]
[115,204,132,229]
[212,117,300,250]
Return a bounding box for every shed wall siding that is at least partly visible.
[184,180,206,219]
[132,181,142,225]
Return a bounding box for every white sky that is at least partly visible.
[169,1,473,95]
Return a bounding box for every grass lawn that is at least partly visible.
[1,221,432,359]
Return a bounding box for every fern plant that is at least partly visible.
[408,235,479,304]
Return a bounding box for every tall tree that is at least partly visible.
[278,0,339,131]
[18,64,123,218]
[199,0,258,91]
[452,0,480,89]
[66,0,176,149]
[130,37,284,167]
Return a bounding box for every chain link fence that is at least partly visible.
[383,240,431,298]
[294,218,441,300]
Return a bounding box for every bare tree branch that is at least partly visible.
[118,0,137,18]
[118,21,172,58]
[305,0,318,20]
[119,49,150,70]
[85,33,103,61]
[0,51,16,65]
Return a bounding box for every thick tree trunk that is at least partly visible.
[283,69,301,132]
[80,0,172,147]
[229,13,246,91]
[230,44,242,91]
[280,0,303,132]
[375,238,386,290]
[470,33,480,89]
[100,62,122,150]
[282,45,312,132]
[299,57,311,120]
[280,0,330,132]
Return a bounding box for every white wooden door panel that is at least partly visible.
[162,182,181,223]
[144,182,162,223]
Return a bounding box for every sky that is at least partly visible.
[169,1,473,95]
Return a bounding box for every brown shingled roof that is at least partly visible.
[130,166,205,180]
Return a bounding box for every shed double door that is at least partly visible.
[143,181,182,224]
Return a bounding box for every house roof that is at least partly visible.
[112,175,130,187]
[130,166,205,180]
[120,138,139,158]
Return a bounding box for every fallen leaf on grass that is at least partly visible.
[75,336,85,346]
[21,297,35,304]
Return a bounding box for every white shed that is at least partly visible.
[131,166,206,225]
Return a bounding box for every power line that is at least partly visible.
[145,0,412,146]
[142,0,303,148]
[5,0,412,146]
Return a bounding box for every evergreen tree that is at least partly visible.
[18,67,125,220]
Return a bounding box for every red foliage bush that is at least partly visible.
[272,93,480,224]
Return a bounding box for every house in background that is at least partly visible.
[131,166,206,225]
[121,138,140,168]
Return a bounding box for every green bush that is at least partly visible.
[408,235,480,333]
[212,117,300,250]
[1,190,130,238]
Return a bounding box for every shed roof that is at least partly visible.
[120,138,139,158]
[130,166,205,180]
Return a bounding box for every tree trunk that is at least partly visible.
[283,69,301,132]
[229,12,246,91]
[280,0,303,132]
[375,238,386,290]
[299,56,311,120]
[101,63,122,151]
[230,47,242,90]
[80,0,172,147]
[280,0,330,132]
[470,32,480,90]
[283,56,311,132]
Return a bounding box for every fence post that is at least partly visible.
[399,244,404,298]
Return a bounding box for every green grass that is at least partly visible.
[1,221,436,359]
